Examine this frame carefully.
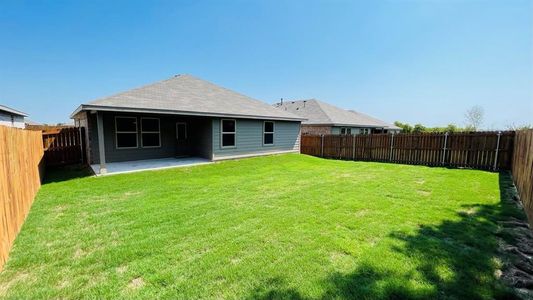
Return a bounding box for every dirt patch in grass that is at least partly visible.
[0,272,31,296]
[116,265,127,275]
[127,277,144,290]
[417,190,431,197]
[73,247,86,259]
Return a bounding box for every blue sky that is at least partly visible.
[1,0,531,128]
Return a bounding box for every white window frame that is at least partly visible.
[176,122,187,140]
[220,119,236,149]
[115,116,138,149]
[263,121,275,146]
[141,117,161,148]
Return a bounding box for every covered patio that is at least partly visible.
[90,157,212,176]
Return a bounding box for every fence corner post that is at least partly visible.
[493,131,502,171]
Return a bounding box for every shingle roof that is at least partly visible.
[72,75,304,121]
[0,104,28,117]
[274,99,399,129]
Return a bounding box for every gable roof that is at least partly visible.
[274,99,399,129]
[0,104,28,117]
[71,75,304,121]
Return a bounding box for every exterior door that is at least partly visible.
[176,122,190,157]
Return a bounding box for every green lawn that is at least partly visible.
[0,154,524,299]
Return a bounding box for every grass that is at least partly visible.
[0,154,525,299]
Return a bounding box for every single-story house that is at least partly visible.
[274,99,401,135]
[0,104,27,129]
[71,74,304,174]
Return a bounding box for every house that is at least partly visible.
[274,99,401,135]
[71,74,304,175]
[0,104,27,129]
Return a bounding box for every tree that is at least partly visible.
[445,124,458,132]
[464,105,484,131]
[413,124,426,133]
[394,121,413,133]
[506,123,533,131]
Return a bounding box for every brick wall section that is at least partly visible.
[301,125,332,135]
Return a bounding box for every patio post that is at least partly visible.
[96,111,107,174]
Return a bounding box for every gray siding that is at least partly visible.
[87,112,212,164]
[80,112,299,164]
[0,112,25,128]
[212,118,300,160]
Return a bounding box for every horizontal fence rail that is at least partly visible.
[512,130,533,228]
[42,127,86,166]
[301,131,515,170]
[0,126,44,271]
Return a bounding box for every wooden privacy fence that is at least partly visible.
[301,131,515,170]
[512,130,533,227]
[43,127,85,166]
[0,126,44,271]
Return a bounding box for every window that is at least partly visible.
[221,119,236,148]
[115,117,138,149]
[361,128,370,135]
[263,121,274,145]
[176,122,187,141]
[141,117,161,148]
[340,127,351,135]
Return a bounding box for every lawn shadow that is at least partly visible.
[246,172,526,299]
[43,164,93,184]
[245,278,307,300]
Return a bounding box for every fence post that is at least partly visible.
[442,132,448,165]
[352,135,356,160]
[493,131,501,171]
[321,134,324,157]
[389,133,394,162]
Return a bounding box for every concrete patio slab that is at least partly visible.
[90,157,212,176]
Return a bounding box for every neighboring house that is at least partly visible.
[274,99,401,135]
[71,74,304,174]
[0,104,27,129]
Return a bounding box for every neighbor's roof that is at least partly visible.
[71,75,304,121]
[24,119,42,126]
[0,104,28,117]
[274,99,399,129]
